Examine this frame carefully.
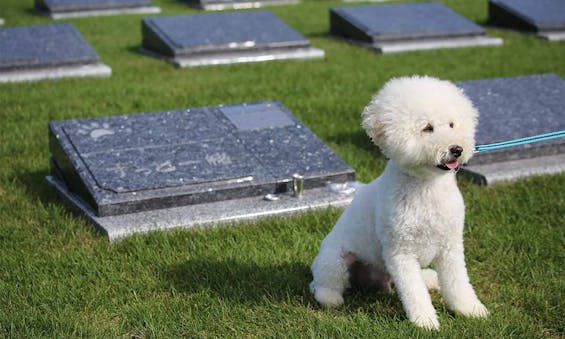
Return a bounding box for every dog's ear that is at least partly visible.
[361,99,386,147]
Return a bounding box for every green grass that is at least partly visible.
[0,0,564,337]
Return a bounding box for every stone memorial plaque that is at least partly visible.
[0,23,111,83]
[186,0,297,11]
[457,73,565,185]
[489,0,565,40]
[35,0,160,19]
[330,2,503,53]
[141,10,324,67]
[47,100,356,240]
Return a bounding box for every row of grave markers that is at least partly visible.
[1,1,565,82]
[47,74,565,241]
[1,0,563,239]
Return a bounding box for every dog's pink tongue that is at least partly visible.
[446,160,459,170]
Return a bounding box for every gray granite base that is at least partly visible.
[539,31,565,41]
[190,0,298,10]
[140,47,324,67]
[0,63,111,83]
[356,36,503,54]
[39,6,161,19]
[460,154,565,185]
[47,175,358,242]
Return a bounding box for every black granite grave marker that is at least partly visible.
[186,0,297,10]
[141,10,324,67]
[457,73,565,184]
[0,23,111,83]
[47,101,356,240]
[330,2,502,53]
[489,0,565,40]
[35,0,160,19]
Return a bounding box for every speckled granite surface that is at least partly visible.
[48,100,355,217]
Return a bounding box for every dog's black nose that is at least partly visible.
[449,145,463,158]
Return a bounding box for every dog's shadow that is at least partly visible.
[164,258,314,305]
[163,257,404,317]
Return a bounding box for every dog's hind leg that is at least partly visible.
[422,268,440,291]
[310,250,350,308]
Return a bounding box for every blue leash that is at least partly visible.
[474,130,565,153]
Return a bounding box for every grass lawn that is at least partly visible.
[0,0,564,337]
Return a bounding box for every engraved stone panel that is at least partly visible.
[330,2,503,53]
[457,73,565,184]
[141,10,324,67]
[0,23,111,82]
[48,101,355,217]
[488,0,565,40]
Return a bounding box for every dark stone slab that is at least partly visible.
[142,10,309,58]
[49,100,355,217]
[489,0,565,32]
[457,73,565,184]
[0,23,100,70]
[330,2,486,43]
[35,0,152,12]
[186,0,297,10]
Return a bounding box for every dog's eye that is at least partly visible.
[422,124,434,133]
[449,122,454,128]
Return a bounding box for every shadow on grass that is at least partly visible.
[14,169,60,206]
[163,257,404,317]
[165,258,314,305]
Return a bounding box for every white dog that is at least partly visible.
[310,76,489,330]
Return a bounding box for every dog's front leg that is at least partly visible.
[436,244,489,318]
[386,254,440,330]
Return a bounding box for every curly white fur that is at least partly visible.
[310,76,488,330]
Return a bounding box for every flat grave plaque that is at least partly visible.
[0,23,111,83]
[457,73,565,185]
[141,10,324,67]
[186,0,297,11]
[330,2,503,53]
[489,0,565,40]
[47,100,356,240]
[35,0,161,19]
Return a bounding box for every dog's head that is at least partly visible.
[362,75,477,175]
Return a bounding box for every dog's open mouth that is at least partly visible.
[437,159,459,171]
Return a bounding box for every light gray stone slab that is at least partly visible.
[47,175,359,241]
[0,63,111,83]
[141,46,324,67]
[460,154,565,185]
[35,0,161,18]
[372,35,502,53]
[187,0,297,11]
[46,6,161,19]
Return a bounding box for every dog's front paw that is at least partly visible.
[411,314,440,330]
[453,301,489,318]
[314,286,344,308]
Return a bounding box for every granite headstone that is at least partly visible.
[47,100,357,240]
[35,0,160,19]
[488,0,565,40]
[141,10,324,67]
[186,0,297,11]
[0,23,111,83]
[457,73,565,185]
[330,2,503,53]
